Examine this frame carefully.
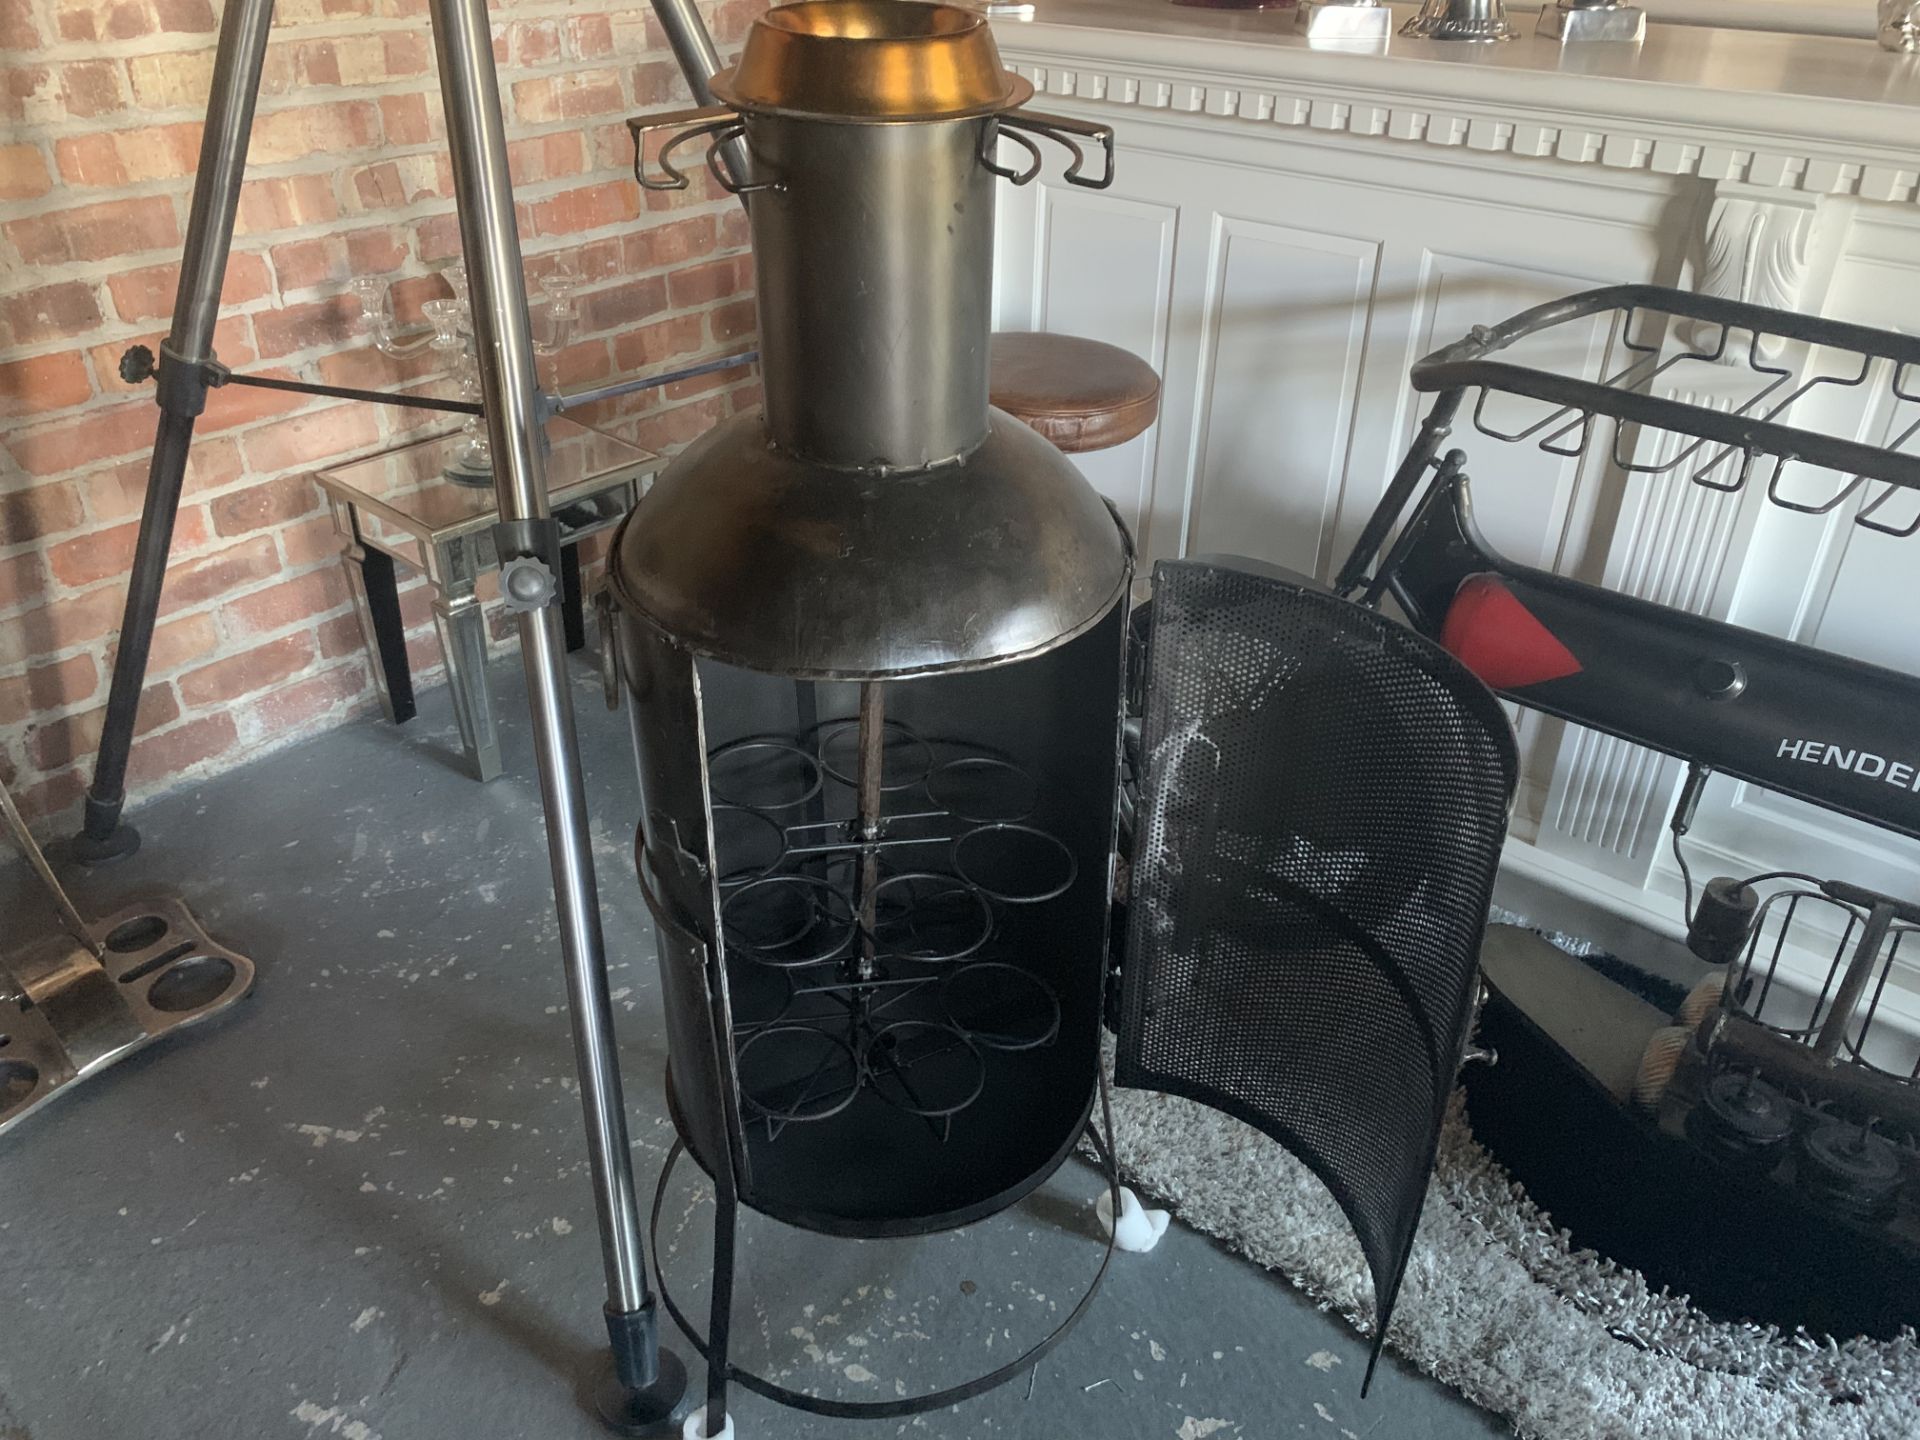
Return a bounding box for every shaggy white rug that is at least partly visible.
[1104,1081,1920,1440]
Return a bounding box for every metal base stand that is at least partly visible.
[2,782,255,1137]
[60,800,142,864]
[61,0,689,1421]
[648,1075,1124,1429]
[591,1348,693,1437]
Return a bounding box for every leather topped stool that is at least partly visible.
[988,332,1160,454]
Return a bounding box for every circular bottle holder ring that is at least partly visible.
[862,1020,987,1119]
[871,872,995,964]
[736,1023,862,1126]
[708,737,825,810]
[727,963,802,1033]
[951,823,1078,904]
[722,874,856,968]
[814,718,934,793]
[941,961,1062,1053]
[712,804,790,887]
[924,756,1039,824]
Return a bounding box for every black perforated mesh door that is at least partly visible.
[1117,558,1517,1380]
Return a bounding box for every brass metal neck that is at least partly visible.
[711,0,1034,122]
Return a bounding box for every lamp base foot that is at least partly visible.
[590,1350,692,1438]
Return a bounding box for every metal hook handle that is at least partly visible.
[978,122,1044,185]
[705,123,781,196]
[628,104,739,192]
[997,108,1116,189]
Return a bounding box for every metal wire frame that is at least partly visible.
[704,721,1073,1143]
[647,1070,1125,1422]
[1417,285,1920,540]
[1724,880,1920,1087]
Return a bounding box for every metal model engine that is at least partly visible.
[1337,285,1920,1338]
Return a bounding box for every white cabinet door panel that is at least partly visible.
[1184,214,1380,578]
[1401,251,1624,574]
[1034,187,1178,542]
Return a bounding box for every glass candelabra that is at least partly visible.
[349,258,583,484]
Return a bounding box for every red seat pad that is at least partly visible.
[1438,574,1583,691]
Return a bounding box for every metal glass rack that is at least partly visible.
[703,720,1071,1142]
[1724,878,1920,1089]
[1411,284,1920,538]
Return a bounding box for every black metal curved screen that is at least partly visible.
[1117,558,1517,1382]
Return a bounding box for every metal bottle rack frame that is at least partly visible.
[706,721,1074,1143]
[1339,284,1920,843]
[608,5,1521,1437]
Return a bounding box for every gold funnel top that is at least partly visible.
[711,0,1034,121]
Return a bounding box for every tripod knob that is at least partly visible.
[119,344,156,385]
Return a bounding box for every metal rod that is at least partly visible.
[221,372,483,414]
[428,0,653,1339]
[548,349,758,415]
[1335,390,1461,600]
[643,0,754,186]
[1813,902,1896,1061]
[705,1190,738,1436]
[73,0,277,860]
[0,778,102,959]
[852,682,886,983]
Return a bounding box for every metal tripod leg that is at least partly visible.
[425,0,686,1430]
[68,0,278,865]
[52,0,681,1419]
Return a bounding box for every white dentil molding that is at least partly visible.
[995,0,1920,209]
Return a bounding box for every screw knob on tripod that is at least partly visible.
[119,344,156,385]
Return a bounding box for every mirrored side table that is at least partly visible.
[314,415,660,781]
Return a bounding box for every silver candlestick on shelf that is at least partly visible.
[1883,0,1919,50]
[1537,0,1645,42]
[1296,0,1392,45]
[1400,0,1517,39]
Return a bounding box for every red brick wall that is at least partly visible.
[0,0,764,832]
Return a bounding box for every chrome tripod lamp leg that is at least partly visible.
[425,0,688,1428]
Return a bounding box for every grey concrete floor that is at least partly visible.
[0,651,1511,1440]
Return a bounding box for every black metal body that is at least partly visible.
[615,589,1134,1418]
[615,541,1523,1409]
[1466,984,1920,1338]
[1117,559,1518,1383]
[1381,474,1920,843]
[1340,284,1920,842]
[621,0,1524,1420]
